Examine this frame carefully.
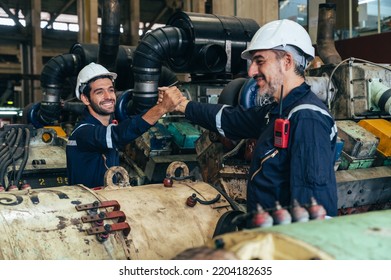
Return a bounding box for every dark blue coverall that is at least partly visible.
[184,82,338,216]
[66,109,151,188]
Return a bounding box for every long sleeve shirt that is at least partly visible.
[66,110,151,188]
[185,82,338,216]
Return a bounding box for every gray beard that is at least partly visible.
[256,92,275,107]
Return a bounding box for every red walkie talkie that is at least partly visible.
[274,85,290,148]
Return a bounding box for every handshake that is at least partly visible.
[157,86,189,113]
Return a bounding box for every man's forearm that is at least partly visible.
[141,104,167,125]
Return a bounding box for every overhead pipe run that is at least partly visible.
[131,26,188,114]
[130,11,259,114]
[30,8,258,125]
[98,0,121,71]
[33,53,83,127]
[165,12,259,75]
[29,0,123,128]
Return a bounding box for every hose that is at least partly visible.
[15,128,31,185]
[98,0,120,71]
[36,53,82,127]
[131,26,187,114]
[0,128,23,187]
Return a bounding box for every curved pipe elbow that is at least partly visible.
[36,53,81,126]
[131,26,187,114]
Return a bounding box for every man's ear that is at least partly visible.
[283,52,294,71]
[80,93,90,106]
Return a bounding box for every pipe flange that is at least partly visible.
[166,161,190,179]
[104,166,131,188]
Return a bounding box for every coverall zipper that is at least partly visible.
[251,149,279,181]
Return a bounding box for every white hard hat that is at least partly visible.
[75,62,117,99]
[241,19,315,61]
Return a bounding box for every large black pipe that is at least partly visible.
[31,0,122,127]
[98,0,121,71]
[166,12,259,74]
[131,26,187,114]
[131,11,259,114]
[70,43,135,91]
[38,53,83,126]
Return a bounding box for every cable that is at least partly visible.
[15,128,31,185]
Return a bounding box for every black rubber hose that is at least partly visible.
[0,127,16,158]
[9,128,26,184]
[37,53,82,126]
[0,128,16,186]
[131,26,188,114]
[15,128,31,185]
[0,128,23,187]
[0,128,17,162]
[98,0,120,71]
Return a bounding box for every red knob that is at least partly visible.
[163,177,173,188]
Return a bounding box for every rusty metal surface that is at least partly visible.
[0,181,232,260]
[217,165,249,203]
[330,63,391,119]
[96,181,232,260]
[195,130,225,183]
[336,166,391,209]
[166,161,190,178]
[0,185,129,260]
[337,120,379,158]
[104,166,131,188]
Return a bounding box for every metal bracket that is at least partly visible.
[76,200,130,239]
[75,200,121,211]
[81,210,126,223]
[86,222,131,237]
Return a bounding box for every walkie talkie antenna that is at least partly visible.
[279,85,284,118]
[274,84,290,149]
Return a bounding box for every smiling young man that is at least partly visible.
[160,19,338,220]
[66,62,185,188]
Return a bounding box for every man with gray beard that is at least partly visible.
[159,19,338,222]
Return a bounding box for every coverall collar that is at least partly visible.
[269,82,311,116]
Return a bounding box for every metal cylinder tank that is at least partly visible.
[0,181,232,260]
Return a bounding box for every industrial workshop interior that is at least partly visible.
[0,0,390,261]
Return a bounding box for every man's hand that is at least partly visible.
[141,86,188,125]
[158,86,189,113]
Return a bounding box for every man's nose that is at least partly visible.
[103,89,114,98]
[247,62,258,78]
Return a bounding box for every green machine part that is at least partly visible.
[210,210,391,260]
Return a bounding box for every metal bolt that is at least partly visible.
[104,224,111,233]
[214,238,225,249]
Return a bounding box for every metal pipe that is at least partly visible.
[131,12,259,114]
[316,3,342,65]
[131,26,187,114]
[98,0,121,71]
[36,53,82,126]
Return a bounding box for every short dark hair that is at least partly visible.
[81,75,115,99]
